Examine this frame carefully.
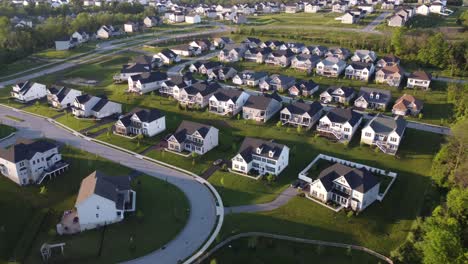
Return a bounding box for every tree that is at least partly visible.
[276,121,282,129]
[296,125,302,134]
[446,188,468,220]
[390,28,404,56]
[39,186,47,195]
[266,173,275,184]
[417,33,449,68]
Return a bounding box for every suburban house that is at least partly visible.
[308,163,380,211]
[167,121,219,155]
[123,22,140,33]
[160,73,195,97]
[157,49,180,64]
[71,31,91,43]
[171,44,200,57]
[72,94,122,119]
[115,63,152,82]
[361,114,406,155]
[288,80,319,97]
[303,45,328,57]
[280,101,323,129]
[114,108,166,137]
[291,54,321,72]
[62,171,135,233]
[96,25,121,39]
[47,87,82,110]
[376,54,400,68]
[185,14,201,24]
[232,71,269,87]
[143,16,162,27]
[351,50,377,63]
[354,87,392,110]
[340,12,359,24]
[213,37,234,48]
[265,49,295,67]
[209,89,250,116]
[316,108,363,142]
[320,86,355,104]
[11,81,47,103]
[407,71,431,90]
[189,39,213,52]
[388,14,406,27]
[242,92,283,122]
[177,81,221,108]
[0,139,68,186]
[207,67,237,81]
[168,12,185,23]
[304,3,321,13]
[375,65,404,86]
[316,57,346,77]
[218,48,245,62]
[231,137,289,176]
[128,72,168,94]
[259,74,296,92]
[416,4,430,15]
[345,62,375,81]
[325,48,351,60]
[242,37,262,48]
[392,94,423,116]
[233,14,247,24]
[332,2,348,13]
[55,37,77,51]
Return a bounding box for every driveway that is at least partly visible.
[363,12,390,33]
[224,187,297,214]
[0,106,219,264]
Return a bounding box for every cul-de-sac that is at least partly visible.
[0,1,466,264]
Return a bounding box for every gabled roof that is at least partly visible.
[159,48,178,59]
[357,87,391,104]
[75,94,93,104]
[348,61,373,70]
[237,137,287,162]
[293,80,318,91]
[91,98,109,112]
[172,120,214,143]
[284,101,322,116]
[324,108,362,126]
[317,163,379,193]
[324,86,355,98]
[130,72,168,84]
[121,63,151,74]
[408,70,431,81]
[55,87,77,103]
[211,89,244,102]
[75,171,131,207]
[365,114,406,136]
[378,64,403,75]
[244,92,282,110]
[133,108,164,123]
[184,81,221,96]
[0,139,58,163]
[393,94,423,111]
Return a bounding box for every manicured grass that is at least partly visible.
[204,236,384,264]
[248,12,353,28]
[23,103,61,118]
[95,132,158,153]
[34,44,96,60]
[407,7,467,28]
[0,58,45,78]
[0,124,16,138]
[55,114,99,131]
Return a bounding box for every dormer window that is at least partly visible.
[256,147,262,154]
[375,93,380,99]
[268,150,275,158]
[370,92,374,99]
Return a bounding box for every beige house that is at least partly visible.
[375,65,404,87]
[407,71,431,90]
[392,94,423,116]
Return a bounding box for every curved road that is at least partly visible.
[0,106,218,264]
[225,187,297,214]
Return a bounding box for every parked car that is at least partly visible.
[213,159,223,166]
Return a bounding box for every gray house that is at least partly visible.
[242,92,283,122]
[354,87,392,110]
[280,101,323,129]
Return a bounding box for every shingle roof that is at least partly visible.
[0,139,58,163]
[365,114,406,136]
[348,61,373,70]
[325,108,362,126]
[91,98,109,112]
[393,94,423,112]
[130,72,168,84]
[408,71,431,81]
[317,163,379,193]
[357,87,392,104]
[172,120,214,143]
[211,89,244,102]
[75,171,131,207]
[285,101,322,116]
[244,92,282,110]
[75,94,93,104]
[237,137,287,162]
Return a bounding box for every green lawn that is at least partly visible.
[34,44,96,60]
[204,236,384,264]
[23,103,61,118]
[55,114,99,131]
[247,12,352,28]
[0,58,46,78]
[0,144,189,264]
[407,7,467,28]
[0,124,16,138]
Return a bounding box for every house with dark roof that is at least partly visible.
[232,71,269,87]
[218,47,245,63]
[351,50,377,63]
[157,49,180,64]
[167,120,219,155]
[309,163,380,211]
[143,16,162,27]
[114,63,152,82]
[325,48,351,60]
[407,71,431,90]
[264,49,295,67]
[114,108,166,137]
[72,94,122,119]
[177,81,221,108]
[242,37,262,48]
[160,73,196,97]
[259,74,296,92]
[291,54,321,72]
[128,71,169,94]
[345,62,375,81]
[231,137,289,176]
[11,81,47,103]
[209,89,250,116]
[288,80,319,97]
[316,57,346,77]
[170,44,200,57]
[317,108,363,142]
[376,54,400,68]
[319,86,355,104]
[361,114,407,155]
[375,65,404,87]
[0,139,68,185]
[47,87,82,109]
[392,94,423,116]
[280,101,323,129]
[207,67,237,81]
[242,92,283,122]
[61,171,135,233]
[354,87,392,110]
[189,39,213,52]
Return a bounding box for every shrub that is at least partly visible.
[347,211,354,218]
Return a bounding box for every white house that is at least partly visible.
[316,57,346,77]
[309,163,380,211]
[167,121,219,155]
[185,14,201,23]
[71,31,91,44]
[114,108,165,137]
[209,89,250,116]
[316,108,363,142]
[361,114,406,155]
[157,49,180,64]
[128,72,168,94]
[354,87,392,110]
[64,171,136,233]
[11,81,47,103]
[407,71,431,90]
[72,94,122,119]
[280,101,323,129]
[416,4,430,15]
[124,22,140,33]
[96,25,120,39]
[319,86,355,104]
[0,139,68,185]
[231,137,289,176]
[47,87,82,109]
[345,62,375,81]
[242,93,283,123]
[351,50,377,63]
[55,37,76,51]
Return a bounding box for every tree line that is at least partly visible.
[390,83,467,264]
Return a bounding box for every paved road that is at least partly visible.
[225,187,297,214]
[432,76,468,84]
[167,51,223,76]
[363,12,390,33]
[0,106,219,264]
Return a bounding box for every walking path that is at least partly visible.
[194,232,393,264]
[363,12,390,33]
[0,105,223,264]
[225,187,297,214]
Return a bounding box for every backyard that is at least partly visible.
[0,145,189,264]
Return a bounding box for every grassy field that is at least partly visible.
[0,144,189,264]
[0,58,46,78]
[247,12,356,28]
[34,44,96,60]
[204,236,384,264]
[407,7,467,28]
[0,124,16,138]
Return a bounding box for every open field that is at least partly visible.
[0,145,189,264]
[0,58,46,78]
[34,43,97,60]
[203,236,384,264]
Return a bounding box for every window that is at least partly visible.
[97,206,100,210]
[365,132,372,137]
[96,214,99,218]
[390,137,397,142]
[344,127,350,132]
